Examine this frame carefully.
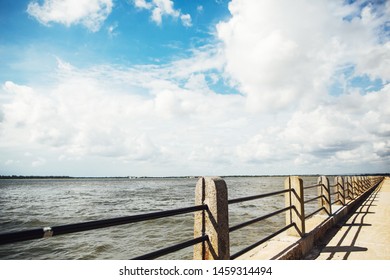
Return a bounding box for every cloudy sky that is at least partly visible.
[0,0,389,177]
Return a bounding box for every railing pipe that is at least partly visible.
[132,235,209,260]
[304,195,323,204]
[0,205,208,246]
[305,207,326,220]
[303,183,322,190]
[229,206,292,233]
[228,189,289,205]
[230,223,295,260]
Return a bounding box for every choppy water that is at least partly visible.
[0,176,320,260]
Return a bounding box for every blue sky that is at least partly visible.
[0,0,389,176]
[0,1,230,81]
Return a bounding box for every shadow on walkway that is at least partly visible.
[304,184,382,260]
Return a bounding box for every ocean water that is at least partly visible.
[0,176,320,260]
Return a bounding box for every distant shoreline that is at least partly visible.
[1,173,389,180]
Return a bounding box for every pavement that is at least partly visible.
[305,177,390,260]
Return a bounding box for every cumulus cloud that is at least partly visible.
[133,0,192,26]
[216,0,390,112]
[2,0,389,176]
[2,57,389,176]
[27,0,113,32]
[0,56,244,175]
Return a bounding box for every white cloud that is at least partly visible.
[134,0,152,10]
[2,0,389,176]
[180,14,192,27]
[0,57,244,175]
[3,81,34,95]
[107,22,119,37]
[133,0,192,26]
[216,0,390,112]
[280,85,390,166]
[1,55,389,175]
[27,0,113,32]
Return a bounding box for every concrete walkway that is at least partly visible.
[305,177,390,260]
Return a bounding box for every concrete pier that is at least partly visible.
[305,177,390,260]
[236,176,388,260]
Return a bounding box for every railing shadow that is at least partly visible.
[304,184,381,260]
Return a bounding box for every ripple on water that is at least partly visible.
[0,176,314,259]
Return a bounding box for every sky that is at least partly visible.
[0,0,389,177]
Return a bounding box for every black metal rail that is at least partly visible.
[227,188,293,259]
[305,206,326,219]
[230,223,295,260]
[303,183,322,190]
[0,205,208,246]
[304,195,323,204]
[229,206,292,233]
[228,189,289,205]
[132,235,209,260]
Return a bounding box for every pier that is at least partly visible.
[234,176,390,260]
[0,175,387,260]
[306,176,390,260]
[192,175,387,260]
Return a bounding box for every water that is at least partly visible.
[0,176,320,260]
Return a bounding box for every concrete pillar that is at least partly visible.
[361,176,367,192]
[334,176,345,205]
[369,176,377,187]
[351,176,357,198]
[363,176,370,190]
[345,176,354,200]
[358,176,364,194]
[369,176,376,187]
[318,176,332,215]
[352,176,359,196]
[357,176,363,193]
[361,177,366,191]
[193,177,230,260]
[284,176,305,237]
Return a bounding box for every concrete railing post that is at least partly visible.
[369,176,377,187]
[357,176,363,193]
[335,176,345,205]
[361,176,367,191]
[364,176,370,190]
[194,177,230,260]
[357,176,363,195]
[349,176,358,199]
[352,176,359,196]
[345,176,354,200]
[318,176,332,215]
[362,176,366,190]
[284,176,305,237]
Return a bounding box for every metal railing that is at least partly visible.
[303,183,326,219]
[0,175,385,260]
[0,204,208,260]
[224,175,384,259]
[228,189,293,259]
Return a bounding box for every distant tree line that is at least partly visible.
[1,173,388,180]
[0,175,72,179]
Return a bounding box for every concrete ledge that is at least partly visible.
[273,186,378,260]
